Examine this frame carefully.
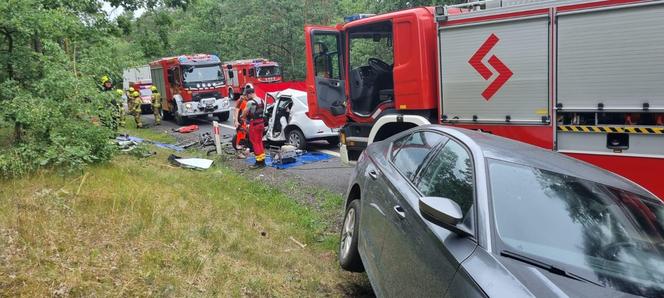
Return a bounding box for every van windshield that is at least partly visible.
[182,65,224,83]
[489,159,664,296]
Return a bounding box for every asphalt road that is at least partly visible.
[141,111,354,195]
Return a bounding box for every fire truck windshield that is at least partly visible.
[182,65,224,83]
[257,66,281,77]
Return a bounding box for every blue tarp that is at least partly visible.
[245,151,333,169]
[116,135,185,152]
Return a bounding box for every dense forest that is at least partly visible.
[0,0,461,176]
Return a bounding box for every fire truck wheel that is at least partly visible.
[326,136,340,146]
[162,108,173,120]
[216,111,230,122]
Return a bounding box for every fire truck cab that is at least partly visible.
[150,54,232,125]
[223,58,283,99]
[128,80,153,114]
[304,0,664,198]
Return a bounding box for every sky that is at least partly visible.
[101,1,145,20]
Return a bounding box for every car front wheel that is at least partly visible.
[339,199,364,272]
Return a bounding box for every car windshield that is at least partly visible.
[182,65,224,83]
[257,66,281,77]
[489,159,664,296]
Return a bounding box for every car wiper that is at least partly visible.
[501,250,604,287]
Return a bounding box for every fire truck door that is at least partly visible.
[305,26,347,128]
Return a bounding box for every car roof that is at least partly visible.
[427,125,656,199]
[270,89,307,105]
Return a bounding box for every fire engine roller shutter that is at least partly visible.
[440,16,549,123]
[557,3,664,110]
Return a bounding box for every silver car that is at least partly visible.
[339,125,664,297]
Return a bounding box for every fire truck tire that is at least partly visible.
[326,136,340,146]
[216,111,230,122]
[162,108,173,120]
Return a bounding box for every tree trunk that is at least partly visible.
[2,30,14,80]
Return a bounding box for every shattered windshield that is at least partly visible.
[257,66,281,77]
[182,65,224,83]
[489,159,664,296]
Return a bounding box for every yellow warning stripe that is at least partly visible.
[557,125,664,134]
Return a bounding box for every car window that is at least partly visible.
[391,131,447,181]
[489,159,664,296]
[416,140,474,223]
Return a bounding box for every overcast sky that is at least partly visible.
[101,1,145,20]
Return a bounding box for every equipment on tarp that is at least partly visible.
[270,144,298,165]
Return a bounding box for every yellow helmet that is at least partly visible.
[101,75,110,84]
[115,89,123,96]
[150,85,158,91]
[129,87,135,92]
[131,91,140,97]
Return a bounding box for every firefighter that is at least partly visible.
[150,85,162,125]
[234,90,251,158]
[240,88,266,168]
[115,89,126,128]
[131,91,143,128]
[126,87,135,109]
[101,75,113,91]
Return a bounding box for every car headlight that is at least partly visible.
[185,103,193,111]
[222,99,229,108]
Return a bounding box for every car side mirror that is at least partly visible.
[419,197,470,237]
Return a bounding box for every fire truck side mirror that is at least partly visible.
[228,70,234,79]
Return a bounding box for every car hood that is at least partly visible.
[499,257,645,298]
[461,248,646,297]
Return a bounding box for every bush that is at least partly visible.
[0,41,118,178]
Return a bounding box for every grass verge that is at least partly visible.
[0,146,370,296]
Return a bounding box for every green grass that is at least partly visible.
[0,147,368,296]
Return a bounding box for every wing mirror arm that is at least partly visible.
[419,196,471,237]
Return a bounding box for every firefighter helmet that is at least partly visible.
[150,85,158,91]
[101,75,111,84]
[131,91,140,97]
[115,89,123,96]
[129,87,135,92]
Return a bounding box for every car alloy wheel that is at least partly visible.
[287,129,305,150]
[341,208,355,257]
[339,199,364,272]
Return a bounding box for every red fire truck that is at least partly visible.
[127,80,154,114]
[149,54,232,125]
[303,0,664,198]
[223,58,283,99]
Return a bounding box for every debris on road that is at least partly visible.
[172,124,199,133]
[115,134,185,152]
[167,154,214,170]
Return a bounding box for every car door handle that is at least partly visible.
[368,170,379,180]
[393,205,406,219]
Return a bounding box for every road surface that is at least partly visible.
[141,112,354,195]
